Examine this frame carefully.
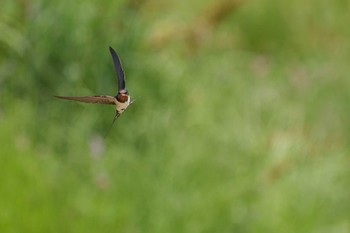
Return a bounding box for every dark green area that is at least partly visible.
[1,0,350,232]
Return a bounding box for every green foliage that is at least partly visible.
[1,0,350,232]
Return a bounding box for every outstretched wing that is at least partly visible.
[109,46,126,91]
[55,95,116,105]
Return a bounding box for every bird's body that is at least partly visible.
[55,47,133,121]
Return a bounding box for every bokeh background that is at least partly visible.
[1,0,350,232]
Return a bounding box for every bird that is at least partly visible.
[55,47,133,123]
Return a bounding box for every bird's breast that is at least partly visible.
[116,96,131,113]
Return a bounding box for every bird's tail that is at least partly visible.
[104,112,120,138]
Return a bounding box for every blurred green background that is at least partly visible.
[1,0,350,232]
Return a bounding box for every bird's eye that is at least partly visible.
[119,90,128,95]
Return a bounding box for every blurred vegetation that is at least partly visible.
[1,0,350,232]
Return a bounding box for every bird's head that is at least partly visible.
[116,89,129,102]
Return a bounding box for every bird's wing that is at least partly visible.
[109,46,126,91]
[54,96,116,105]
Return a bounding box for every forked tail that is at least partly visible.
[104,112,120,138]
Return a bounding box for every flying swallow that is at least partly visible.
[55,47,132,122]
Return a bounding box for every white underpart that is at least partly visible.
[116,96,131,113]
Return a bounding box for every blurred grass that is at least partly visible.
[1,0,350,232]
